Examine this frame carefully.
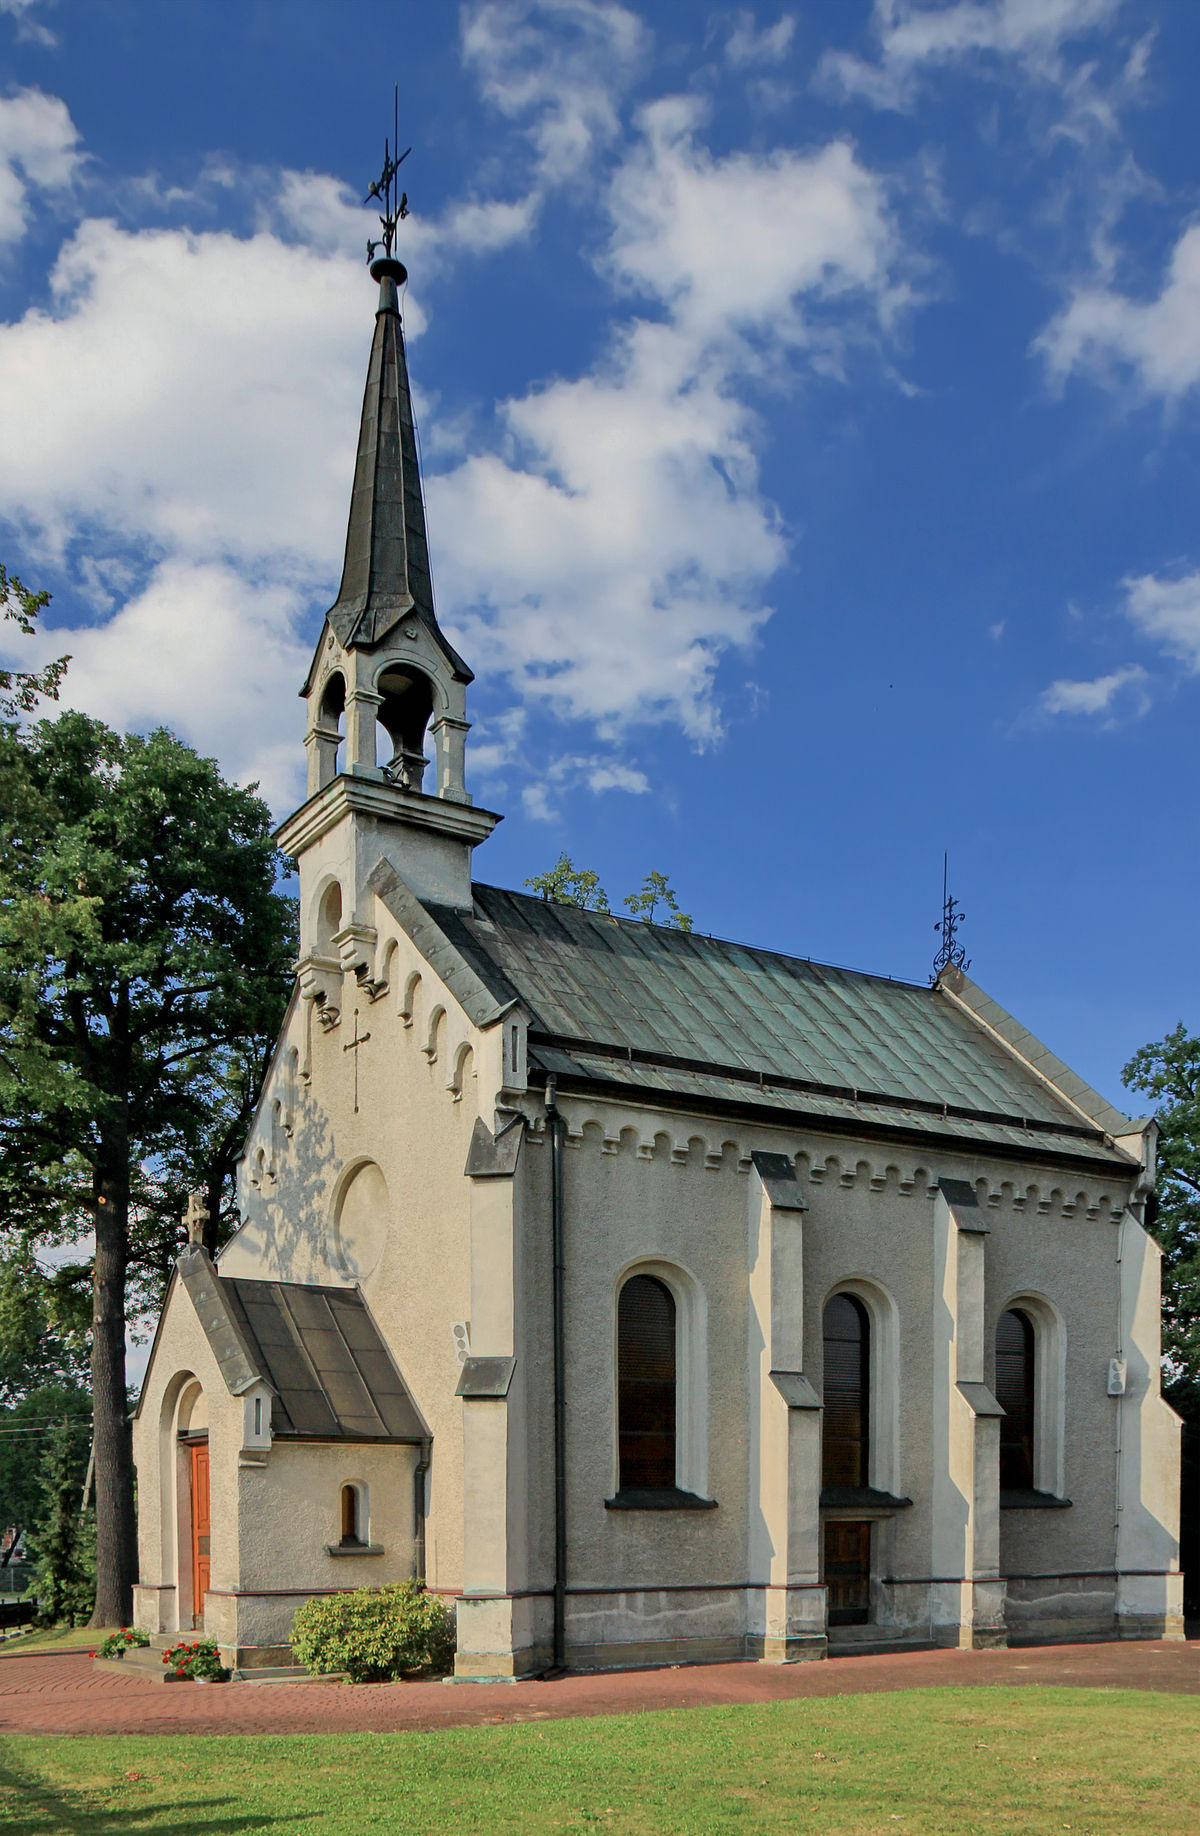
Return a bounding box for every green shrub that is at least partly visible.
[291,1581,456,1683]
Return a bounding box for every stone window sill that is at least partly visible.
[820,1485,913,1513]
[605,1487,717,1511]
[325,1541,385,1556]
[1000,1489,1072,1510]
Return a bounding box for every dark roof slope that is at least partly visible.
[422,885,1134,1172]
[222,1275,425,1442]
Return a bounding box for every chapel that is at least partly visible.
[132,235,1183,1678]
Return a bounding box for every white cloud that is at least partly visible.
[724,11,796,68]
[0,88,78,243]
[271,170,538,270]
[430,101,904,743]
[521,751,650,820]
[1123,570,1200,672]
[821,0,1123,111]
[0,1,57,49]
[1039,662,1148,718]
[608,100,900,352]
[0,214,368,570]
[0,558,312,806]
[0,59,905,816]
[462,0,648,178]
[1038,223,1200,400]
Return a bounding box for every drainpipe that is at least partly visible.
[546,1074,567,1671]
[414,1439,431,1583]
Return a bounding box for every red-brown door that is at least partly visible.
[824,1519,871,1626]
[190,1440,210,1624]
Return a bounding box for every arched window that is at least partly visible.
[822,1293,870,1489]
[996,1308,1036,1492]
[617,1274,676,1491]
[339,1483,364,1547]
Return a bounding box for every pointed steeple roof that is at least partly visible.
[326,257,471,682]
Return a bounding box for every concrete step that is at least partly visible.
[229,1666,348,1684]
[826,1631,937,1659]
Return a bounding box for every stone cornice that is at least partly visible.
[275,772,501,859]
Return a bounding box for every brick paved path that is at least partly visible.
[0,1640,1195,1739]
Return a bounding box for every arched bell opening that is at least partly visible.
[376,667,434,792]
[316,880,343,958]
[309,670,346,793]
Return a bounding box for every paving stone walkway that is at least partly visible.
[0,1640,1195,1739]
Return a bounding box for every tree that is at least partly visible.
[27,1415,95,1626]
[525,856,692,930]
[524,855,611,912]
[1,564,68,720]
[0,712,297,1625]
[1123,1024,1200,1380]
[0,1383,91,1574]
[1123,1023,1200,1618]
[623,870,693,932]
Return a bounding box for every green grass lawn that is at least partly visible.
[1,1686,1196,1835]
[0,1625,114,1655]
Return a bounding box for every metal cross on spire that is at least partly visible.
[931,852,970,983]
[365,83,411,267]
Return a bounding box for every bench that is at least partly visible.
[0,1601,36,1632]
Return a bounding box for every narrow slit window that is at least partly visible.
[340,1484,360,1546]
[617,1275,676,1491]
[996,1308,1036,1492]
[822,1293,870,1489]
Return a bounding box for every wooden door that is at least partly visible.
[190,1440,210,1624]
[824,1519,871,1626]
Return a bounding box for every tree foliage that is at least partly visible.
[525,856,692,930]
[26,1415,95,1626]
[0,565,68,720]
[0,710,297,1623]
[0,1384,91,1573]
[1123,1023,1200,1382]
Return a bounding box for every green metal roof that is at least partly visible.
[423,885,1135,1172]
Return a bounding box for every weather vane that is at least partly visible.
[365,83,411,267]
[931,852,970,982]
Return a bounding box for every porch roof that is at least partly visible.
[220,1274,426,1442]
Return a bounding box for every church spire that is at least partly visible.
[324,133,470,681]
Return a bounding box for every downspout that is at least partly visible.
[414,1439,431,1583]
[546,1074,567,1671]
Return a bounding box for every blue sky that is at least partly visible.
[1,0,1197,1111]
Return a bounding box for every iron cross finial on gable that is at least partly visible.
[365,82,411,266]
[931,852,970,983]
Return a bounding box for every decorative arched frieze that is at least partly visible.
[423,1004,446,1065]
[447,1040,474,1102]
[400,969,422,1028]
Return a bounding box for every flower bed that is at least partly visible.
[96,1627,151,1659]
[160,1637,228,1681]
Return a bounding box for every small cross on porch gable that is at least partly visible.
[342,1008,372,1114]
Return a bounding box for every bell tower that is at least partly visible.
[277,158,500,1003]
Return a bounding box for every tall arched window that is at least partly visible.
[996,1307,1035,1491]
[617,1274,676,1490]
[822,1293,870,1488]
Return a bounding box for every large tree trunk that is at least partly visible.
[89,1153,135,1628]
